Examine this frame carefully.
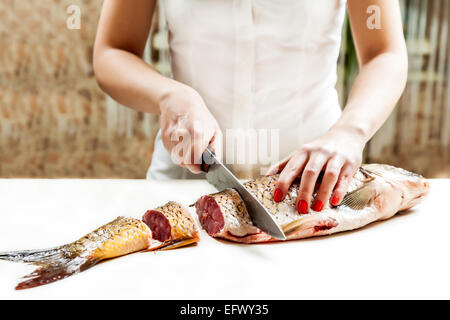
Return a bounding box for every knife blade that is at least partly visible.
[201,147,286,240]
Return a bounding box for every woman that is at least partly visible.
[93,0,407,214]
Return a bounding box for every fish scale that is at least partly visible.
[151,201,199,242]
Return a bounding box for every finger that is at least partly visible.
[184,164,203,174]
[180,144,200,172]
[209,127,223,161]
[181,142,203,174]
[164,127,189,165]
[331,164,356,206]
[265,153,293,176]
[296,153,328,213]
[312,156,344,211]
[273,152,308,203]
[177,129,199,173]
[191,128,214,166]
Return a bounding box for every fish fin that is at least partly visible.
[159,238,199,251]
[142,237,199,252]
[339,183,376,210]
[142,239,166,252]
[15,258,98,290]
[282,217,317,235]
[0,247,98,290]
[0,247,63,265]
[359,167,376,182]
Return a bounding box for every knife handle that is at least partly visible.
[201,146,216,173]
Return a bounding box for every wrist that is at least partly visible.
[158,81,199,114]
[327,124,369,145]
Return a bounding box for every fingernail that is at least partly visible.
[273,188,283,202]
[312,200,323,212]
[331,195,339,206]
[297,200,308,214]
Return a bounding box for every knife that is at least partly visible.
[201,147,286,240]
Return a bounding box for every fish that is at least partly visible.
[194,164,430,243]
[0,201,199,290]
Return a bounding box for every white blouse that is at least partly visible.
[148,0,347,179]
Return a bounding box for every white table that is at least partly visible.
[0,178,448,300]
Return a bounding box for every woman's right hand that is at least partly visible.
[158,83,223,174]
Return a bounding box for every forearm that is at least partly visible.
[93,48,183,114]
[330,51,408,143]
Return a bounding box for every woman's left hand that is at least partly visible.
[266,128,366,213]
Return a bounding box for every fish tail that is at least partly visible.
[15,259,97,290]
[0,247,62,264]
[0,247,98,290]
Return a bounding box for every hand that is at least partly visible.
[266,128,366,213]
[159,84,223,174]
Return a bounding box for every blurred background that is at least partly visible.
[0,0,448,178]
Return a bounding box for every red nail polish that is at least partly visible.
[297,200,308,214]
[312,200,323,212]
[331,195,339,206]
[274,188,283,202]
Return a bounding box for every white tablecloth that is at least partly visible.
[0,179,448,299]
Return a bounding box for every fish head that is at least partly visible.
[362,164,430,211]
